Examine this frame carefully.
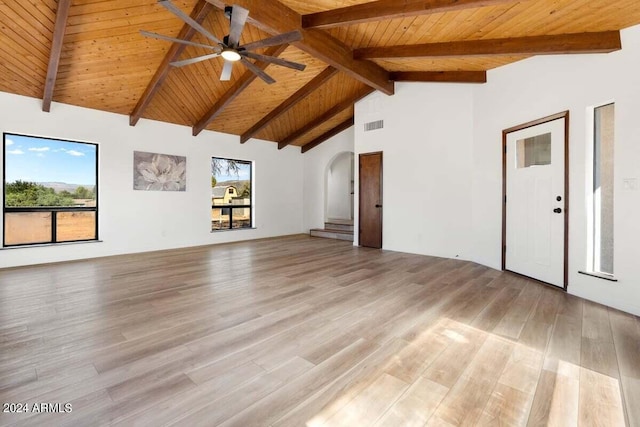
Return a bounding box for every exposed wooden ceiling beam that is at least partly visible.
[193,44,287,136]
[278,85,374,150]
[241,66,338,143]
[391,71,487,83]
[302,117,354,153]
[302,0,515,29]
[42,0,72,112]
[295,29,393,95]
[205,0,394,95]
[354,31,622,59]
[130,0,213,126]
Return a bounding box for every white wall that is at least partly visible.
[0,93,304,268]
[326,152,353,220]
[472,25,640,315]
[354,83,474,260]
[302,127,354,231]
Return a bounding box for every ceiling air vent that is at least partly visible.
[364,120,384,132]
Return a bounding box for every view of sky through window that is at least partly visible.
[4,134,96,186]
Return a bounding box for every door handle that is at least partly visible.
[375,204,382,208]
[553,208,562,213]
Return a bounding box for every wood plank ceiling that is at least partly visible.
[1,0,640,152]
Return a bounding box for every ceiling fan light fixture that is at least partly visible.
[221,48,241,62]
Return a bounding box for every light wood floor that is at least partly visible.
[1,235,639,426]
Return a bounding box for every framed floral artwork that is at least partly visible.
[133,151,186,191]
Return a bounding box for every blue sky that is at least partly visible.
[4,134,97,185]
[213,159,251,182]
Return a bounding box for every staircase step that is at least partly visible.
[324,221,354,232]
[310,228,354,241]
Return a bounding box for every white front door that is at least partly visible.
[505,117,566,288]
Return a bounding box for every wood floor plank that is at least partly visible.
[321,373,408,427]
[113,358,268,426]
[609,309,640,377]
[581,336,620,379]
[56,374,197,427]
[384,333,449,384]
[13,389,113,427]
[608,308,640,427]
[428,335,514,426]
[0,366,37,392]
[582,300,615,341]
[422,320,488,389]
[493,284,542,339]
[0,236,638,426]
[272,338,409,427]
[375,377,448,427]
[478,383,533,426]
[620,376,640,427]
[168,356,315,427]
[578,368,626,427]
[544,313,582,374]
[0,363,98,405]
[526,369,579,427]
[499,343,545,396]
[215,338,381,426]
[472,284,523,332]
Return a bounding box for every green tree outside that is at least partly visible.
[5,181,75,207]
[240,182,251,197]
[72,186,92,199]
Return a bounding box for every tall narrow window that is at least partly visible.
[3,133,98,247]
[211,157,253,231]
[592,103,615,275]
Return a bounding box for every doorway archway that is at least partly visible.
[325,151,354,222]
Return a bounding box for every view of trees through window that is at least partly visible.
[211,157,252,231]
[3,133,98,246]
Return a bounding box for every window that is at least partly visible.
[516,133,552,168]
[3,133,98,247]
[211,157,252,231]
[591,103,615,275]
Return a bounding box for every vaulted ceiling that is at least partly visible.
[1,0,639,152]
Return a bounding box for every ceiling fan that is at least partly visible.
[141,0,306,84]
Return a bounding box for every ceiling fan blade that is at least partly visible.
[240,58,275,84]
[140,30,219,51]
[227,5,249,48]
[170,53,221,67]
[158,0,222,45]
[241,51,306,71]
[220,60,233,81]
[241,31,302,51]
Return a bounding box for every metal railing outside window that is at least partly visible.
[4,206,98,246]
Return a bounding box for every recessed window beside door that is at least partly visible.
[590,103,615,277]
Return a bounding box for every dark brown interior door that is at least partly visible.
[359,152,383,248]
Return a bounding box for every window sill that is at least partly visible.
[211,227,257,233]
[0,240,103,250]
[578,271,618,282]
